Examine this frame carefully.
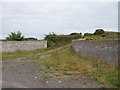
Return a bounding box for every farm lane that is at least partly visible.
[2,58,107,88]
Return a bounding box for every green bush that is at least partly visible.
[70,32,82,36]
[94,29,105,35]
[6,31,24,41]
[44,32,81,48]
[106,74,119,87]
[24,37,37,41]
[84,33,93,36]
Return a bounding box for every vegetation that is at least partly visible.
[5,29,120,41]
[0,53,1,60]
[3,29,120,87]
[24,37,37,41]
[84,33,93,36]
[36,45,119,87]
[2,48,50,60]
[5,31,38,41]
[44,29,120,45]
[44,32,81,48]
[83,29,120,40]
[70,32,82,36]
[2,45,119,87]
[94,29,105,35]
[103,31,120,40]
[6,31,25,41]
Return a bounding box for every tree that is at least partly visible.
[44,32,58,43]
[70,32,82,39]
[84,33,93,36]
[94,29,105,35]
[24,37,37,41]
[70,32,81,36]
[44,32,58,48]
[6,31,24,41]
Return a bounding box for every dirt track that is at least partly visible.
[2,57,111,88]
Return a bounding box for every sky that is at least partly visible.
[0,0,118,39]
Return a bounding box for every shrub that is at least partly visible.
[94,29,105,35]
[84,33,93,36]
[24,37,37,41]
[44,32,81,48]
[6,31,24,41]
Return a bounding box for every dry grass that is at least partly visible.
[2,48,49,60]
[2,45,119,87]
[0,53,1,60]
[35,45,119,87]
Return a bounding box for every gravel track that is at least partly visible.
[2,58,110,88]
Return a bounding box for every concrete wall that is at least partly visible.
[0,41,1,53]
[72,40,119,63]
[0,40,47,52]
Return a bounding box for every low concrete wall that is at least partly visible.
[1,40,47,52]
[72,40,119,63]
[0,41,1,53]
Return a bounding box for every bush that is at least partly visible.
[94,29,105,35]
[24,37,37,41]
[6,31,24,41]
[44,32,81,48]
[84,33,93,36]
[44,32,59,48]
[70,32,82,39]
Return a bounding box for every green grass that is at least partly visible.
[0,53,2,60]
[2,48,50,60]
[83,32,120,40]
[2,45,119,87]
[35,45,119,87]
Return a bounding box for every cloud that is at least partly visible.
[0,3,2,39]
[1,0,119,2]
[1,2,118,39]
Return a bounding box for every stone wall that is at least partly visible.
[0,40,47,52]
[72,40,119,63]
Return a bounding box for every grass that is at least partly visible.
[2,45,119,87]
[82,31,120,40]
[0,53,1,60]
[2,48,50,60]
[35,45,119,87]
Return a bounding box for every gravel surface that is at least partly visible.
[2,59,110,88]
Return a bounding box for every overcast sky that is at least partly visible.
[0,1,118,39]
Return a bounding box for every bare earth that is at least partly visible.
[2,58,111,88]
